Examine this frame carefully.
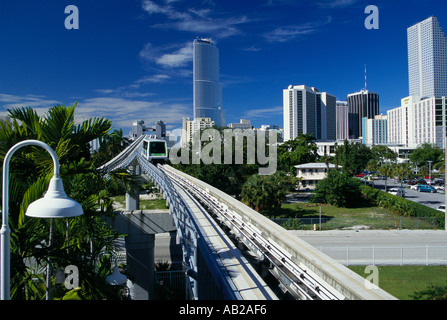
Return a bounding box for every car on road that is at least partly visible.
[388,187,405,197]
[416,185,437,193]
[410,184,421,190]
[355,173,366,177]
[434,185,445,192]
[437,205,445,212]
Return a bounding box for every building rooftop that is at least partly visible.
[294,163,341,169]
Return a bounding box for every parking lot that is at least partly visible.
[364,178,445,210]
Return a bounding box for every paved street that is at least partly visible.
[290,229,447,265]
[364,178,446,209]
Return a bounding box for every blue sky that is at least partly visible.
[0,0,446,135]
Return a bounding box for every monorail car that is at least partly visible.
[141,137,168,163]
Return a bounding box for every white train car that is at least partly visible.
[141,136,168,163]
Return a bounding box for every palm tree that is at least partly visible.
[366,160,379,187]
[378,164,393,192]
[393,162,413,191]
[0,104,129,299]
[94,129,129,166]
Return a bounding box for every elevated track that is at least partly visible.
[99,136,397,300]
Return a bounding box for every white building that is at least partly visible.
[408,16,447,99]
[181,117,215,146]
[387,95,447,149]
[362,114,388,146]
[283,85,336,142]
[336,101,349,140]
[294,162,341,190]
[227,119,252,130]
[386,17,447,150]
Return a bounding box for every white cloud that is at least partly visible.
[0,93,191,130]
[0,94,61,119]
[139,42,193,69]
[313,0,358,9]
[141,0,250,39]
[134,74,171,84]
[242,106,283,119]
[155,44,193,68]
[264,16,333,42]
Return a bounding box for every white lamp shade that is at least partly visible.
[26,176,83,218]
[105,266,127,286]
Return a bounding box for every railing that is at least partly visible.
[155,270,186,300]
[316,245,447,266]
[273,216,440,230]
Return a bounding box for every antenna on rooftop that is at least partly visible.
[364,64,367,91]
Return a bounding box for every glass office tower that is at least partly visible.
[193,38,224,127]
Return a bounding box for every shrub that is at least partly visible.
[360,185,444,228]
[311,169,362,208]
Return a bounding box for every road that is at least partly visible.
[290,229,447,265]
[365,178,445,210]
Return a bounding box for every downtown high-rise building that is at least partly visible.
[336,101,349,140]
[283,85,336,142]
[193,38,224,127]
[408,16,447,99]
[346,89,379,139]
[386,16,447,150]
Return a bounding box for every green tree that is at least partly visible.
[409,143,443,168]
[311,169,362,208]
[93,129,129,166]
[278,134,319,174]
[366,159,379,187]
[0,104,130,300]
[335,140,373,176]
[241,172,297,216]
[378,164,394,192]
[370,145,397,163]
[393,162,413,191]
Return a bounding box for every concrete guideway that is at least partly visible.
[172,179,279,300]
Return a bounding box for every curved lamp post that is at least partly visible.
[96,251,127,286]
[1,140,83,300]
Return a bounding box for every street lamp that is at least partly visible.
[1,140,83,300]
[428,160,433,185]
[95,251,127,286]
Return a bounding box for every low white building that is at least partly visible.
[294,162,341,190]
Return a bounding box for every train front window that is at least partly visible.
[150,142,166,154]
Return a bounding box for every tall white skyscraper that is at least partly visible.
[193,38,224,127]
[283,85,336,142]
[407,16,447,98]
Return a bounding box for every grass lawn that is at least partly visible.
[349,265,447,300]
[266,197,438,230]
[112,194,168,210]
[278,201,390,218]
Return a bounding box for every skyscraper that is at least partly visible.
[193,38,224,127]
[283,85,336,142]
[407,16,447,98]
[346,89,379,139]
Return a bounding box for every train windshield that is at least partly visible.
[150,141,166,154]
